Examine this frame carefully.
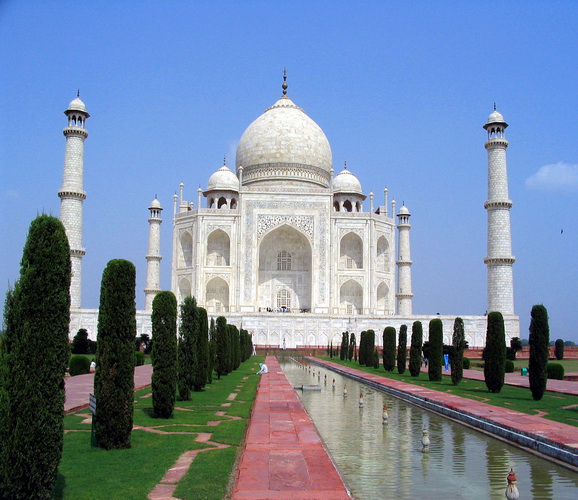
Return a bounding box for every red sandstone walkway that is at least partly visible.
[65,364,152,413]
[313,358,578,458]
[232,356,350,500]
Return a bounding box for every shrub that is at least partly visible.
[358,331,366,365]
[364,330,376,367]
[463,357,471,369]
[69,355,91,376]
[178,296,197,400]
[547,362,564,380]
[0,215,71,499]
[134,351,145,366]
[151,291,178,419]
[484,312,506,393]
[529,305,550,401]
[555,339,564,360]
[340,331,349,361]
[72,328,91,354]
[409,321,423,377]
[193,306,209,391]
[373,349,379,369]
[215,316,228,378]
[451,317,465,386]
[505,359,514,373]
[397,325,408,374]
[382,327,396,372]
[94,259,136,450]
[428,319,443,381]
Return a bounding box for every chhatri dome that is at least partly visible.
[235,71,332,188]
[207,161,240,192]
[332,164,363,195]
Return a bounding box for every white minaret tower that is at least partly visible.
[58,93,89,309]
[144,197,163,311]
[396,204,413,315]
[484,106,515,315]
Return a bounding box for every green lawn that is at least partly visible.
[319,357,578,428]
[55,357,263,499]
[465,357,578,374]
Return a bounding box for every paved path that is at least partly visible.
[312,358,578,465]
[65,364,152,413]
[232,356,350,500]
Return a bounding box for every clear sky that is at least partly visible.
[1,1,577,342]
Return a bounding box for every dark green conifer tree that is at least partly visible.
[451,317,465,386]
[484,312,506,393]
[409,321,423,377]
[397,325,407,374]
[94,259,136,449]
[348,332,356,361]
[382,326,396,371]
[554,338,564,360]
[215,316,228,378]
[358,331,366,365]
[193,306,209,391]
[151,291,178,418]
[529,305,550,401]
[178,297,197,400]
[428,319,443,381]
[0,215,70,499]
[340,331,349,360]
[364,330,375,367]
[207,317,216,383]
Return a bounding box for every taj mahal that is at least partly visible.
[60,75,519,347]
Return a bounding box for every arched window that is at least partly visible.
[206,229,230,266]
[376,236,389,271]
[277,250,292,271]
[206,277,229,313]
[340,232,363,269]
[179,232,193,268]
[277,289,291,309]
[333,201,340,212]
[218,197,227,209]
[343,200,353,212]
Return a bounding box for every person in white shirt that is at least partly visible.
[257,363,268,374]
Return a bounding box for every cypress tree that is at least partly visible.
[484,312,506,393]
[94,259,136,450]
[409,321,423,377]
[554,338,564,360]
[428,319,443,381]
[382,326,396,371]
[348,332,356,361]
[192,306,209,391]
[340,331,348,360]
[397,324,407,374]
[365,330,376,367]
[373,348,379,369]
[451,317,465,386]
[0,215,71,499]
[383,326,397,372]
[178,297,197,400]
[529,305,550,401]
[207,317,216,383]
[215,316,228,378]
[151,291,178,418]
[358,331,366,365]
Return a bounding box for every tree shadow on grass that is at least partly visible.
[52,473,65,499]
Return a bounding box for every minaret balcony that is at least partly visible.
[484,256,516,265]
[484,200,512,209]
[63,126,88,138]
[58,189,86,200]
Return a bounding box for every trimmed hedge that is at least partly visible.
[555,339,564,360]
[409,321,423,377]
[529,305,550,401]
[69,355,91,376]
[505,359,514,373]
[428,319,443,381]
[547,362,564,380]
[134,351,145,366]
[463,357,471,369]
[382,326,396,372]
[484,312,506,393]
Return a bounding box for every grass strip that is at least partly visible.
[55,357,263,499]
[318,357,578,427]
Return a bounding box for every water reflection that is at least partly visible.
[280,358,578,499]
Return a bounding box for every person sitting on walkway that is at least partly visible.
[257,363,268,374]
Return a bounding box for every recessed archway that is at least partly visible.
[340,279,363,314]
[206,277,229,313]
[340,232,363,269]
[258,225,312,312]
[206,229,230,266]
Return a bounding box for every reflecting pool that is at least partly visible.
[280,358,578,499]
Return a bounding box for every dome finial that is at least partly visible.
[344,159,347,170]
[494,102,496,111]
[282,67,288,96]
[77,89,80,98]
[223,155,226,166]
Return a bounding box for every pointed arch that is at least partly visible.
[206,277,229,313]
[376,236,389,272]
[376,281,389,314]
[179,232,193,268]
[179,277,192,303]
[206,229,230,266]
[340,279,363,314]
[340,232,363,269]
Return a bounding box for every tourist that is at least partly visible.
[257,363,268,374]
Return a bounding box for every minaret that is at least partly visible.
[396,204,413,315]
[484,107,515,314]
[144,197,163,311]
[58,93,89,309]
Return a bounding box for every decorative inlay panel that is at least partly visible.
[257,214,314,240]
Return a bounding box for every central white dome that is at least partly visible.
[235,95,332,187]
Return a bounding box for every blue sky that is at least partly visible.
[1,1,577,342]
